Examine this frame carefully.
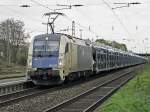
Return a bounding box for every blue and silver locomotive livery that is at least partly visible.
[26,33,147,85]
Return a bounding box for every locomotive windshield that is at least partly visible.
[33,40,59,57]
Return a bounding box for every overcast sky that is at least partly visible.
[0,0,150,53]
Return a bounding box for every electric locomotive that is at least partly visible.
[26,33,93,85]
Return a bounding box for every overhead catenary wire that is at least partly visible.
[1,0,131,39]
[29,0,100,38]
[30,0,53,11]
[0,2,105,7]
[101,0,132,38]
[74,7,102,34]
[64,15,99,37]
[3,6,44,23]
[2,0,123,39]
[0,6,46,35]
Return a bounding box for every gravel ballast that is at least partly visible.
[0,67,137,112]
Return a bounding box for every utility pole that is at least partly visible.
[6,21,11,65]
[8,24,11,65]
[79,29,82,39]
[72,21,75,37]
[96,35,99,40]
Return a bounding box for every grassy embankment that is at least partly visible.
[0,64,26,79]
[101,64,150,112]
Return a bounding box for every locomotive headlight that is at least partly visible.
[28,60,32,66]
[29,61,32,66]
[59,58,63,66]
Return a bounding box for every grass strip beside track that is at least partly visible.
[100,64,150,112]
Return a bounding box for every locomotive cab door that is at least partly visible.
[63,43,71,76]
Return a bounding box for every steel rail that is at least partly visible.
[84,73,135,112]
[0,69,121,107]
[0,86,64,107]
[44,69,137,112]
[0,65,141,109]
[0,86,38,102]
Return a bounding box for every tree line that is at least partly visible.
[0,18,29,66]
[96,39,127,51]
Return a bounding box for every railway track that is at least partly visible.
[0,67,126,107]
[0,65,142,111]
[0,73,111,108]
[0,87,40,107]
[0,85,67,107]
[44,69,136,112]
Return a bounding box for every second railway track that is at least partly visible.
[44,68,137,112]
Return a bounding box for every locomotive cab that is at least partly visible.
[27,33,67,85]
